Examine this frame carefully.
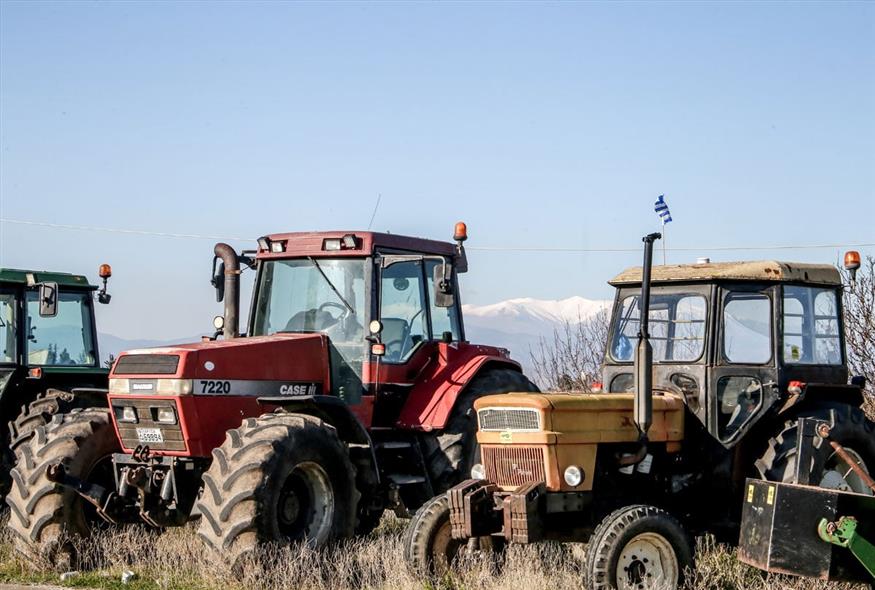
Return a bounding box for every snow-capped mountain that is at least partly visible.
[462,296,610,372]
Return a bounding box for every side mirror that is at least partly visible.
[38,282,58,317]
[433,264,455,308]
[211,257,225,302]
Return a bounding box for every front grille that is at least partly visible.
[114,354,179,375]
[478,407,540,431]
[482,445,546,488]
[112,398,185,452]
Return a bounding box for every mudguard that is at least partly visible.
[395,342,520,431]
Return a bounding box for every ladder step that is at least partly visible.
[387,474,427,485]
[376,441,413,450]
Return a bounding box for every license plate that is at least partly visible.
[136,428,164,444]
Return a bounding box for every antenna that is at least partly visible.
[367,193,382,230]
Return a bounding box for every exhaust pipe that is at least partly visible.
[214,243,240,339]
[634,232,662,437]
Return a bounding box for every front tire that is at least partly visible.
[196,412,359,567]
[403,494,464,578]
[585,504,693,590]
[5,408,119,568]
[755,404,875,495]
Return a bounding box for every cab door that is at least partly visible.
[708,284,780,446]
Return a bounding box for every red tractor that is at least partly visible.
[7,224,537,566]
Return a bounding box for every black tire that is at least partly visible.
[585,504,693,590]
[1,389,107,500]
[5,408,119,568]
[755,404,875,495]
[403,494,465,579]
[421,368,538,493]
[196,412,359,567]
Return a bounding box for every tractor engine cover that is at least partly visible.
[107,333,331,457]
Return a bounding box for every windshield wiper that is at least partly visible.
[307,257,355,315]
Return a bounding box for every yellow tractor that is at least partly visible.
[403,235,874,590]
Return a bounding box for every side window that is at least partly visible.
[380,261,427,362]
[425,260,461,341]
[723,293,771,364]
[716,376,763,441]
[783,286,841,365]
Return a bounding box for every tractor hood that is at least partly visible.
[474,391,685,444]
[110,333,331,388]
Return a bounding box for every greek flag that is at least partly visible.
[654,195,672,224]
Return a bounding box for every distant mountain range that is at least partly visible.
[97,296,610,374]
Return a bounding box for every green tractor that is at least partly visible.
[0,265,113,501]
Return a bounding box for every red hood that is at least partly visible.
[111,333,330,382]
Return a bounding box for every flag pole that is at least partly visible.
[662,220,666,265]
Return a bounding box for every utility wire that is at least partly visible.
[1,218,872,253]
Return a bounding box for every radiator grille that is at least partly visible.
[478,407,540,431]
[482,445,546,488]
[114,354,179,375]
[112,398,185,452]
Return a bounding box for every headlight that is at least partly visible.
[155,379,193,395]
[471,463,486,480]
[564,465,583,487]
[155,406,177,425]
[116,406,138,423]
[110,378,131,394]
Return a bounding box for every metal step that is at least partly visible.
[375,441,413,450]
[387,474,427,485]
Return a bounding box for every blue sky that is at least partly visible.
[1,1,873,340]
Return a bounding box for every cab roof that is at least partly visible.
[257,230,457,259]
[0,268,96,289]
[609,260,841,287]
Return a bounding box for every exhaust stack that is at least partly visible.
[634,232,662,437]
[214,243,240,339]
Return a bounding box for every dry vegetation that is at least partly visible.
[0,511,868,590]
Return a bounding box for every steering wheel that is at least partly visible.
[318,301,348,321]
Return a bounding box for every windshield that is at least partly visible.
[611,290,707,362]
[25,291,97,366]
[251,258,367,340]
[1,292,16,363]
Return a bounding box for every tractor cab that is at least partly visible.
[602,260,853,447]
[0,266,111,410]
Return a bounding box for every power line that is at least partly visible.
[1,217,872,253]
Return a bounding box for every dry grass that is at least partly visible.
[1,512,869,590]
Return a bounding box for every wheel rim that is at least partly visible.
[430,518,463,573]
[277,461,335,544]
[617,533,680,590]
[820,447,873,496]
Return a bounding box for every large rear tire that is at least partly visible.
[421,368,538,493]
[1,389,107,501]
[585,504,693,590]
[755,404,875,495]
[5,408,119,568]
[196,412,359,567]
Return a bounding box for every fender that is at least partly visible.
[396,342,521,431]
[777,383,865,416]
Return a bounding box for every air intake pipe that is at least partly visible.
[214,243,240,339]
[634,232,662,438]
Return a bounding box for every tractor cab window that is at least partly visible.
[252,258,367,342]
[610,291,706,363]
[783,286,841,365]
[723,293,771,364]
[1,292,16,363]
[380,261,428,362]
[425,259,461,342]
[25,291,96,366]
